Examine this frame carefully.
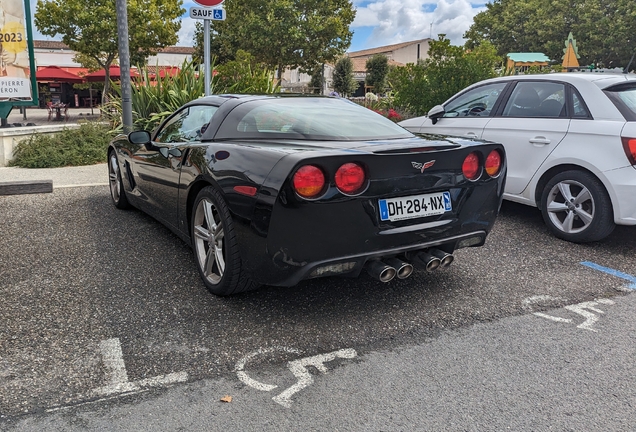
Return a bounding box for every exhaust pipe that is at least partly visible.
[411,251,441,272]
[385,258,414,279]
[366,260,397,282]
[429,249,454,268]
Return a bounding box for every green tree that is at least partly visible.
[332,56,358,97]
[200,0,355,78]
[464,0,636,68]
[309,65,324,94]
[35,0,184,104]
[192,22,233,67]
[365,54,389,94]
[214,50,280,94]
[390,37,501,116]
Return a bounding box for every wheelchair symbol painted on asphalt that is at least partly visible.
[235,346,357,408]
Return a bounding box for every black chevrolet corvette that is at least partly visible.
[108,95,506,296]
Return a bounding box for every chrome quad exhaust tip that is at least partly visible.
[429,249,454,268]
[385,258,414,279]
[411,252,441,272]
[365,260,397,282]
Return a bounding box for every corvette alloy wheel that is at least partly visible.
[193,196,225,285]
[191,187,259,296]
[108,151,130,209]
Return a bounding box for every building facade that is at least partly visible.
[282,38,432,96]
[33,41,194,107]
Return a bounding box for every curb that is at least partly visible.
[0,180,53,196]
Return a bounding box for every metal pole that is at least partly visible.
[204,19,211,96]
[116,0,134,133]
[89,87,94,116]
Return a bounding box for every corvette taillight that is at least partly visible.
[335,162,366,195]
[622,137,636,165]
[462,152,480,181]
[293,165,325,198]
[485,150,502,177]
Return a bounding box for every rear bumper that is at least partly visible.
[605,165,636,225]
[244,178,502,286]
[270,230,487,286]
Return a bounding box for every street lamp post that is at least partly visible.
[116,0,133,134]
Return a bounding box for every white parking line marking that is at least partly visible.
[54,183,109,189]
[236,347,358,408]
[99,338,132,387]
[94,338,187,397]
[135,372,188,387]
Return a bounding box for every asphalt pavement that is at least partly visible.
[1,169,635,431]
[9,293,636,431]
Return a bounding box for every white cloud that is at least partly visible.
[352,0,486,48]
[177,17,198,47]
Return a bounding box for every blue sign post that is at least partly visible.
[189,1,226,96]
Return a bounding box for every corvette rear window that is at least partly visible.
[604,83,636,121]
[216,98,414,141]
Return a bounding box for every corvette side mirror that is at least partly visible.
[129,130,151,145]
[428,105,445,125]
[128,130,155,151]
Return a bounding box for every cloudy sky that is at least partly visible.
[31,0,488,52]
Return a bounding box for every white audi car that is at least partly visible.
[400,72,636,243]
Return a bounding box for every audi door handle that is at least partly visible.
[529,137,551,145]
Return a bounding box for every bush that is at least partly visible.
[8,122,113,168]
[106,60,207,132]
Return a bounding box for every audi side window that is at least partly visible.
[565,89,591,119]
[502,82,566,118]
[443,83,507,118]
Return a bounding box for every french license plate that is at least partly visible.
[379,192,452,222]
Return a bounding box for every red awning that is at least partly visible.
[158,66,180,78]
[36,66,84,83]
[83,66,140,82]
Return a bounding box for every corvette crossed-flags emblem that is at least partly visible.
[411,160,436,173]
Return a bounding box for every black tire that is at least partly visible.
[540,170,615,243]
[108,150,131,209]
[191,186,260,296]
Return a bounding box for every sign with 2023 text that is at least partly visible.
[0,0,34,101]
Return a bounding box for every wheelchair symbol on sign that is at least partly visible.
[213,9,223,19]
[235,346,357,408]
